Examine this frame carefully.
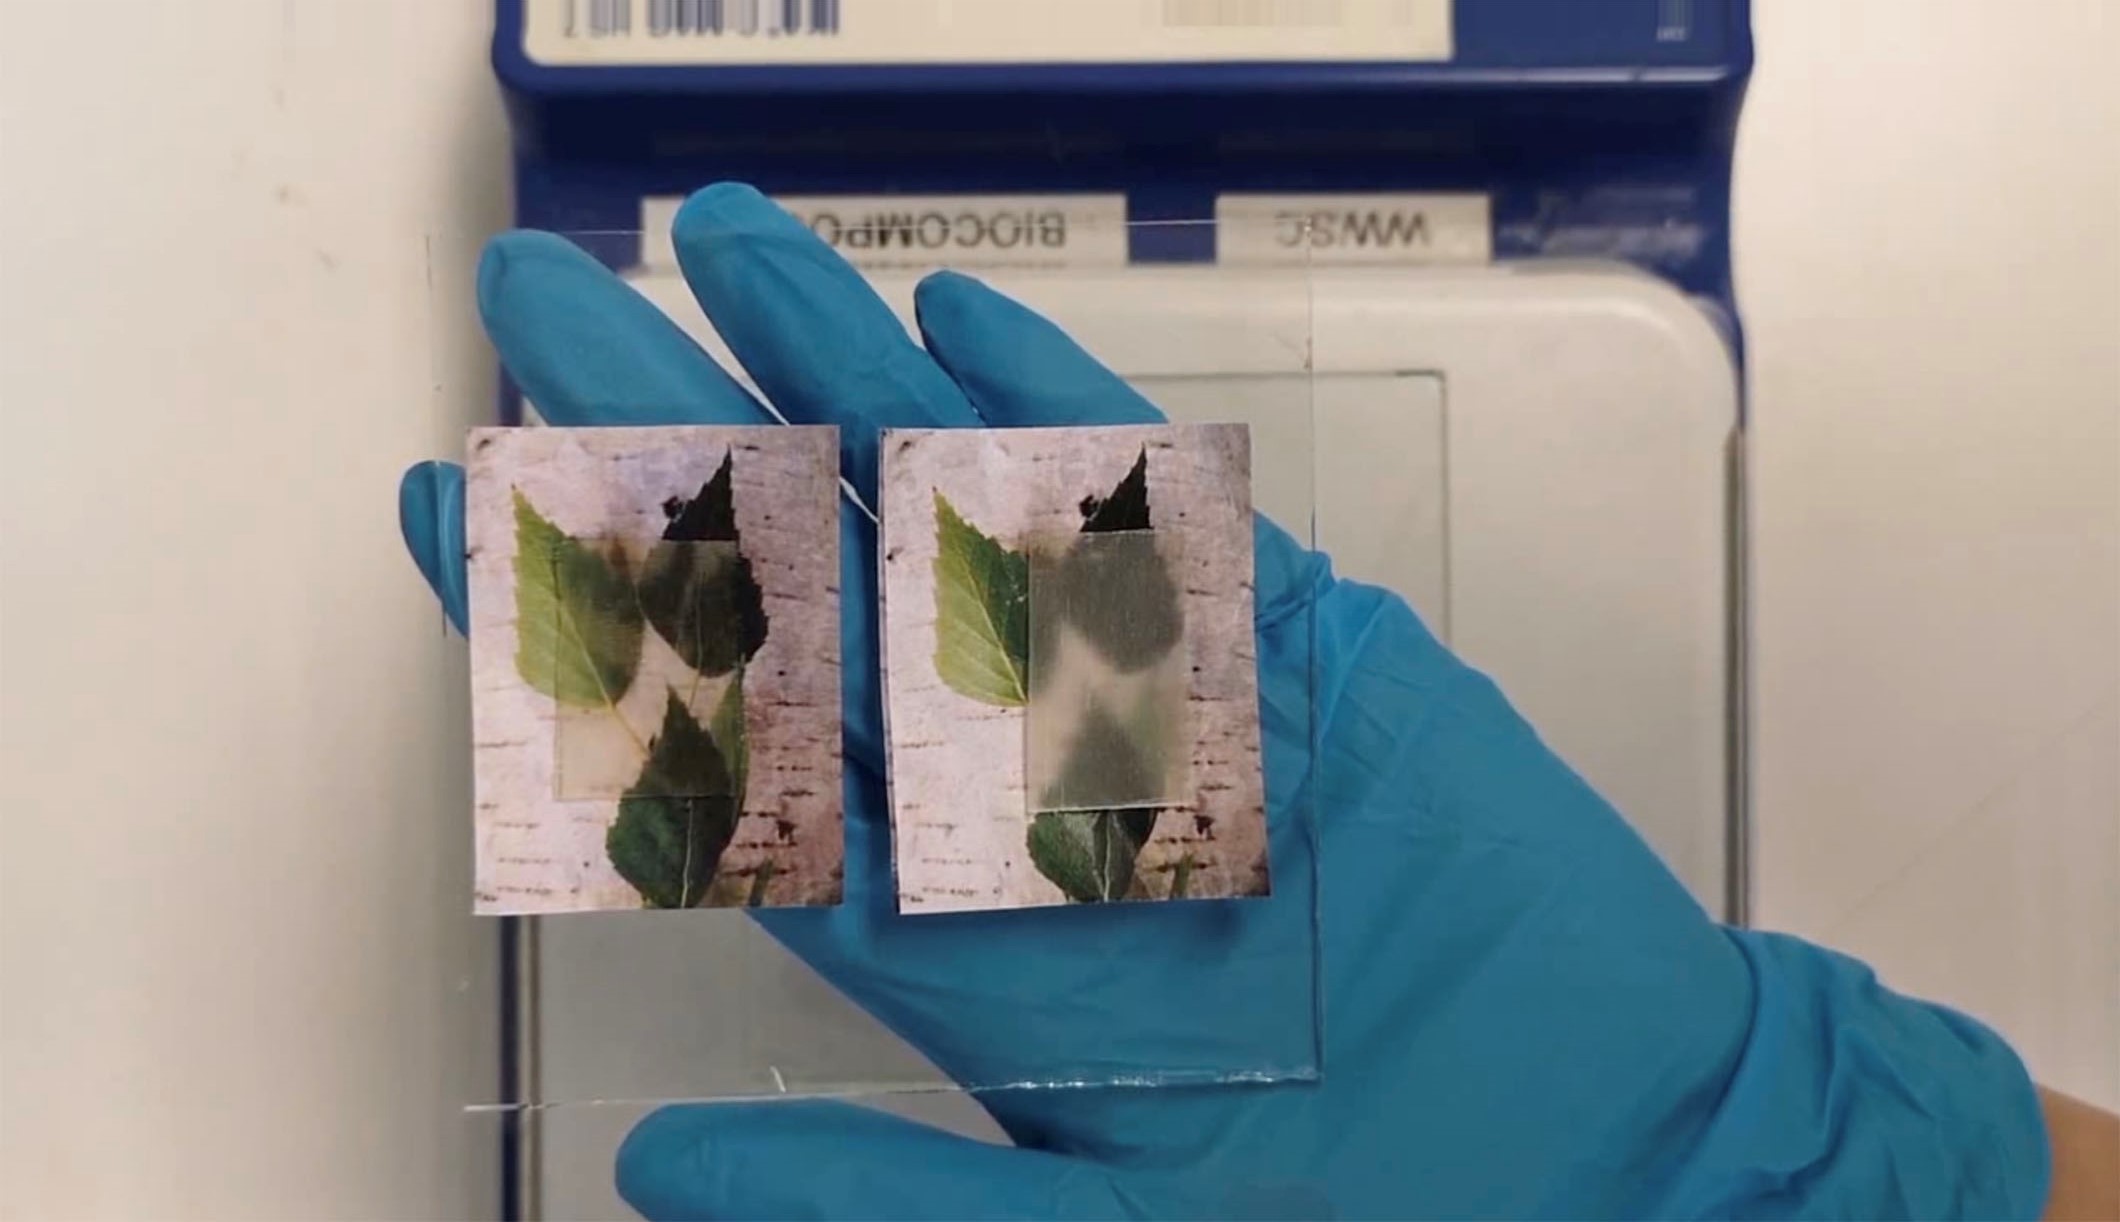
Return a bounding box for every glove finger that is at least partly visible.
[670,183,984,505]
[912,270,1329,621]
[913,269,1162,429]
[477,229,773,429]
[616,1100,1116,1221]
[399,461,467,633]
[616,1099,1319,1222]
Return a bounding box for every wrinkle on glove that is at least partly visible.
[397,183,2049,1222]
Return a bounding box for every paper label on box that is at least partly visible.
[525,0,1451,67]
[640,194,1130,271]
[1216,193,1493,265]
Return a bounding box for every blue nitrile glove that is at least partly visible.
[398,184,2049,1220]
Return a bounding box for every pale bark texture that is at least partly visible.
[880,424,1267,913]
[466,426,842,914]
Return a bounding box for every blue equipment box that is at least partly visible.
[494,0,1751,312]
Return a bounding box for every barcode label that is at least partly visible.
[523,0,1450,66]
[560,0,841,39]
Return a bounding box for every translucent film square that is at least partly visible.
[552,539,742,802]
[1026,530,1190,813]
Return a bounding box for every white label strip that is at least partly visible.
[1217,193,1493,266]
[640,194,1130,271]
[525,0,1452,67]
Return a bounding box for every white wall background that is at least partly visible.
[1738,0,2118,1115]
[0,1,2113,1217]
[0,5,510,1219]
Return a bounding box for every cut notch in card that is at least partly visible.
[1026,530,1191,814]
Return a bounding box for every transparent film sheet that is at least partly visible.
[1026,530,1190,817]
[471,1088,1007,1222]
[444,213,1322,1113]
[552,539,743,804]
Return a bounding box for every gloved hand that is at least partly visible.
[399,184,2047,1220]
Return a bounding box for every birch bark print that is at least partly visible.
[467,426,842,915]
[880,424,1267,913]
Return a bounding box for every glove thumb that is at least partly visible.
[615,1099,1321,1221]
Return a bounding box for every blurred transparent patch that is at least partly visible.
[1026,531,1190,813]
[552,538,740,801]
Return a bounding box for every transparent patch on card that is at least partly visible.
[449,211,1319,1118]
[1027,530,1191,812]
[552,540,745,804]
[1025,528,1204,902]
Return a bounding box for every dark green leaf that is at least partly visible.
[932,491,1029,707]
[1078,448,1151,533]
[660,451,741,544]
[638,453,768,676]
[637,544,767,677]
[710,668,748,801]
[606,692,738,909]
[512,489,643,709]
[1026,807,1161,904]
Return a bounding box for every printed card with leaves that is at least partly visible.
[880,424,1268,913]
[466,426,843,915]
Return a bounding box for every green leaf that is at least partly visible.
[931,491,1029,707]
[1027,808,1161,904]
[710,668,748,802]
[512,489,643,709]
[638,452,769,677]
[661,450,741,544]
[1078,448,1151,532]
[638,542,767,677]
[606,691,738,909]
